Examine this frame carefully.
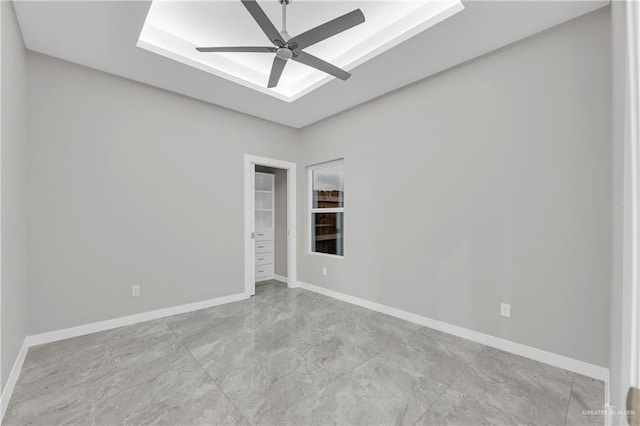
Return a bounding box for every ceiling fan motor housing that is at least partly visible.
[276,47,293,60]
[195,0,365,88]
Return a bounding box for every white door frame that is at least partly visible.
[244,154,297,296]
[625,0,640,394]
[610,0,640,414]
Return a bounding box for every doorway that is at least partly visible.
[243,155,297,296]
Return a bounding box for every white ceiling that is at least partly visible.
[14,0,608,128]
[138,0,464,101]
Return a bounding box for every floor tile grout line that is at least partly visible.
[270,346,381,425]
[274,282,483,423]
[259,283,378,338]
[378,325,425,358]
[254,281,320,318]
[162,286,321,424]
[413,346,487,426]
[207,282,379,424]
[92,323,202,405]
[16,323,174,387]
[8,322,185,419]
[252,284,383,423]
[253,292,300,320]
[60,324,194,423]
[8,281,587,425]
[563,373,576,426]
[163,320,254,425]
[370,319,482,386]
[302,285,584,424]
[266,312,383,422]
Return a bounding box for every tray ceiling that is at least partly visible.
[138,0,464,101]
[13,0,608,128]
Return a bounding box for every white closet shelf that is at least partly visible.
[255,171,275,282]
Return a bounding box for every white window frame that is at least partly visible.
[308,159,344,258]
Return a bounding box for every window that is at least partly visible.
[309,160,344,256]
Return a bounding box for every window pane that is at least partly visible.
[313,164,344,208]
[312,212,344,256]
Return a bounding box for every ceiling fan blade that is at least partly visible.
[195,46,275,53]
[268,57,287,88]
[292,51,350,81]
[289,9,365,50]
[241,0,283,46]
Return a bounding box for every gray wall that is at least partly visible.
[27,53,298,334]
[254,166,287,278]
[1,1,29,390]
[297,8,611,367]
[10,4,613,372]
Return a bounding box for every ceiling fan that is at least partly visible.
[195,0,365,89]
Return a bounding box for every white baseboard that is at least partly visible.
[274,274,288,284]
[296,280,610,387]
[1,283,611,424]
[0,339,29,422]
[0,291,250,423]
[26,292,250,347]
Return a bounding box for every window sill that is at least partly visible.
[307,251,345,259]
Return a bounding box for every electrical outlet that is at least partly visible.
[131,285,141,297]
[322,267,327,276]
[500,303,511,318]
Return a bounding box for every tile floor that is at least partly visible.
[4,280,604,425]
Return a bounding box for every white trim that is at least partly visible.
[627,0,640,391]
[296,280,610,384]
[0,3,5,423]
[274,274,288,283]
[244,154,297,295]
[610,1,640,415]
[309,159,345,171]
[308,159,345,257]
[306,251,345,260]
[26,292,249,347]
[0,291,249,422]
[244,157,256,295]
[0,340,28,422]
[310,208,344,214]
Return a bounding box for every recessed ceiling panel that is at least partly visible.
[13,0,609,127]
[138,0,465,101]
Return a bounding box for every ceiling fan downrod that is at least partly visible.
[279,0,291,42]
[194,0,365,89]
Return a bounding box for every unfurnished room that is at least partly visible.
[0,0,639,425]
